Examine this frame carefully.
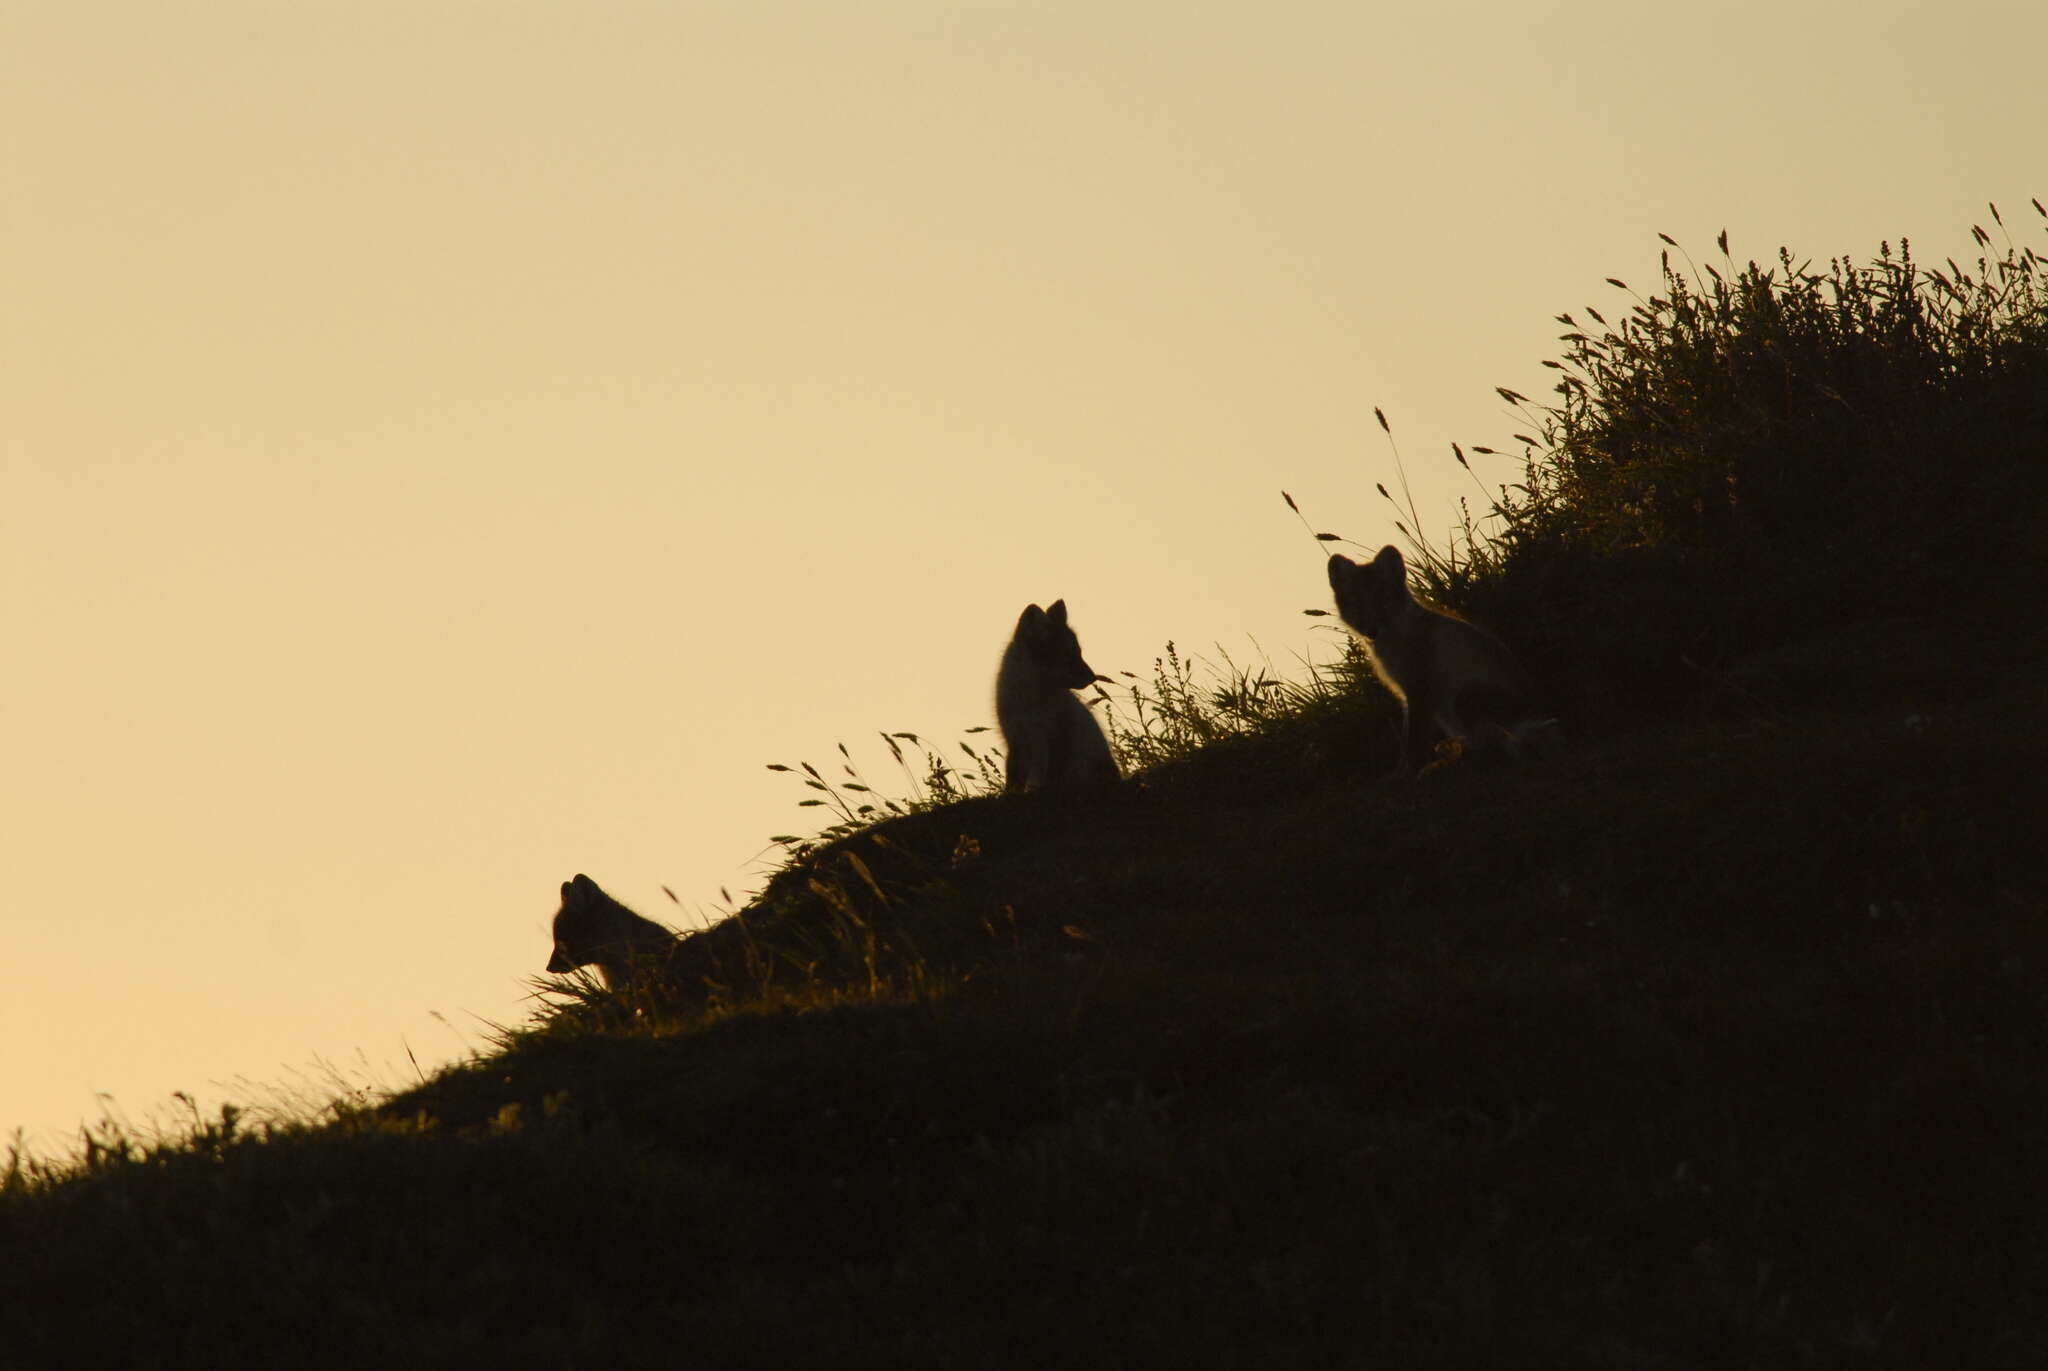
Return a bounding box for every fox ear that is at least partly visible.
[1372,546,1406,577]
[561,879,577,901]
[1046,599,1068,625]
[1017,603,1045,632]
[1326,553,1357,589]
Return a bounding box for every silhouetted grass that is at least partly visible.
[1468,203,2048,718]
[4,206,2045,1370]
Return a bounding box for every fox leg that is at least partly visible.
[1397,698,1437,774]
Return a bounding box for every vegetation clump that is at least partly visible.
[1441,203,2048,712]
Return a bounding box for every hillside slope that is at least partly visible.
[6,609,2044,1369]
[10,209,2047,1368]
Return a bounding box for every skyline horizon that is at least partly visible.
[8,0,2045,1155]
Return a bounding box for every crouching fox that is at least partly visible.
[546,874,680,991]
[996,599,1119,793]
[1327,546,1560,773]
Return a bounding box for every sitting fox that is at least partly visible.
[996,599,1119,793]
[1327,547,1558,773]
[546,874,680,991]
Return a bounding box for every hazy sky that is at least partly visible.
[6,0,2043,1153]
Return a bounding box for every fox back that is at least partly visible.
[995,599,1119,793]
[1328,547,1551,769]
[546,874,679,991]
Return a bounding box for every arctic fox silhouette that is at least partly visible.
[996,599,1119,793]
[1327,547,1557,772]
[545,874,679,991]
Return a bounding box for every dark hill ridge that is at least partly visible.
[6,609,2043,1369]
[8,211,2047,1367]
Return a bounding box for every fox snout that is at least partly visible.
[546,944,574,974]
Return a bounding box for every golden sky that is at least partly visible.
[5,0,2042,1151]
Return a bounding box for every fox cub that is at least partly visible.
[996,599,1119,793]
[546,874,679,991]
[1327,546,1557,772]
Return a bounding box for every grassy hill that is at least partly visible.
[6,210,2045,1369]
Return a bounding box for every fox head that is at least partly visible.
[1327,546,1413,639]
[1015,599,1099,690]
[547,873,614,974]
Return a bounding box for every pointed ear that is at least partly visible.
[561,880,577,901]
[1372,546,1406,577]
[1326,553,1356,589]
[1017,604,1045,633]
[1046,599,1068,625]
